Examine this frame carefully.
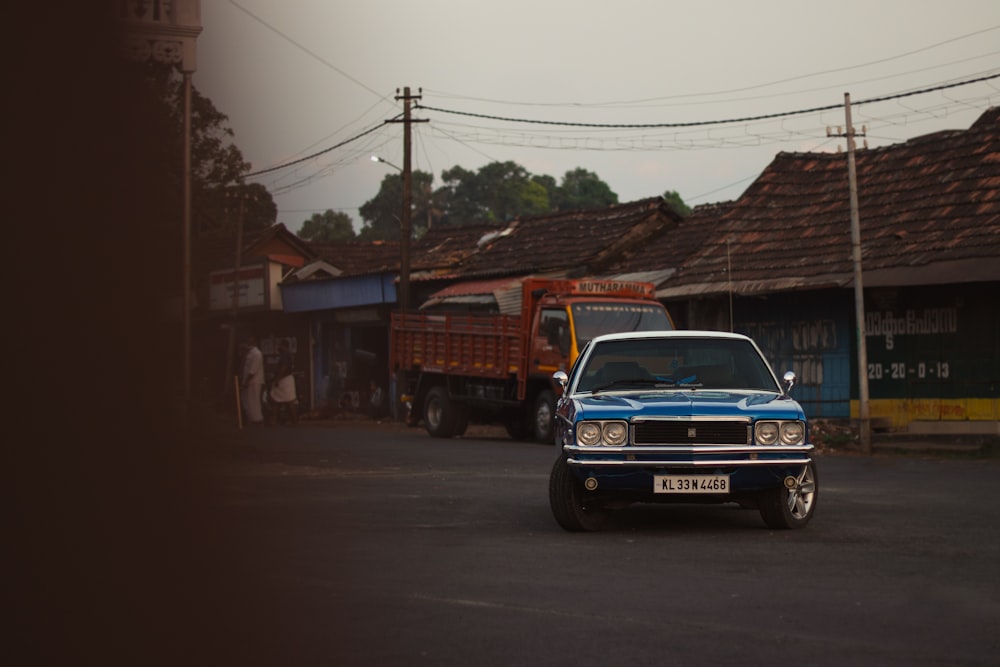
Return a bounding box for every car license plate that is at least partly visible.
[654,475,729,494]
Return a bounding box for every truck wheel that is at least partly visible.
[758,462,818,529]
[549,455,605,532]
[533,390,556,444]
[424,386,456,438]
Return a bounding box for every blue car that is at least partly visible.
[549,331,817,531]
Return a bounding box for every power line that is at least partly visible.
[416,73,1000,130]
[228,0,391,104]
[243,117,398,178]
[246,73,996,213]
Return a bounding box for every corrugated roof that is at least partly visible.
[426,276,525,298]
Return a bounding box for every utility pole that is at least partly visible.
[388,87,427,313]
[829,93,871,454]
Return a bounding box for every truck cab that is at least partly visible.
[392,277,674,444]
[528,280,674,378]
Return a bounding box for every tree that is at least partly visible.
[437,165,485,225]
[298,210,357,242]
[553,168,618,211]
[662,190,691,216]
[202,182,277,237]
[358,170,437,240]
[360,160,623,234]
[358,173,402,241]
[142,63,277,234]
[531,173,558,197]
[437,161,550,225]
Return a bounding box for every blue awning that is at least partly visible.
[279,273,396,313]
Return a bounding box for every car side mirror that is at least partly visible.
[553,370,568,389]
[783,371,796,394]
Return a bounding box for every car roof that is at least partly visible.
[588,330,753,345]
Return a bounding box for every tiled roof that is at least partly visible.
[456,197,684,278]
[411,222,503,272]
[308,239,402,276]
[606,201,731,276]
[646,107,1000,297]
[193,223,315,276]
[300,224,501,279]
[255,107,1000,296]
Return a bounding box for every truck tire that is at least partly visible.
[533,390,556,444]
[424,386,456,438]
[549,455,605,532]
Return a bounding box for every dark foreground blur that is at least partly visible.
[8,6,279,665]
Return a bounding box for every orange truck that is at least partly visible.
[390,278,673,442]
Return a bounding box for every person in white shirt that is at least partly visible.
[269,338,298,425]
[240,336,264,425]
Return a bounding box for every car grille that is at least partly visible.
[633,420,750,445]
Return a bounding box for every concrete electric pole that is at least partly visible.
[829,93,872,454]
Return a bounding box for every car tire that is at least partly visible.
[423,386,456,438]
[549,455,606,532]
[533,390,556,444]
[758,461,818,529]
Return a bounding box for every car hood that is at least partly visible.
[566,390,805,421]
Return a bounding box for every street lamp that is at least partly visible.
[371,154,402,172]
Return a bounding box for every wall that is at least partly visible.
[862,282,1000,429]
[737,290,853,418]
[669,283,1000,430]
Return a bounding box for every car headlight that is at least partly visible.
[755,421,779,445]
[755,420,806,445]
[576,420,629,446]
[603,421,628,446]
[578,422,602,446]
[780,421,805,445]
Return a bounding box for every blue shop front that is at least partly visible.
[280,269,398,419]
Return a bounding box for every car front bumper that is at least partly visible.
[564,443,814,468]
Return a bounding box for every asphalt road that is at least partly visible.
[194,421,999,666]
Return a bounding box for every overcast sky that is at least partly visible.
[194,0,1000,233]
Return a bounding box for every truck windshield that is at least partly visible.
[571,302,672,349]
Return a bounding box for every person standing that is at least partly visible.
[269,339,298,425]
[240,335,264,426]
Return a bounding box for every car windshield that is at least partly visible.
[575,337,780,393]
[571,302,672,349]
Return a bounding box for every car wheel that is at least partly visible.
[423,386,456,438]
[758,461,818,529]
[549,455,606,532]
[533,390,556,444]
